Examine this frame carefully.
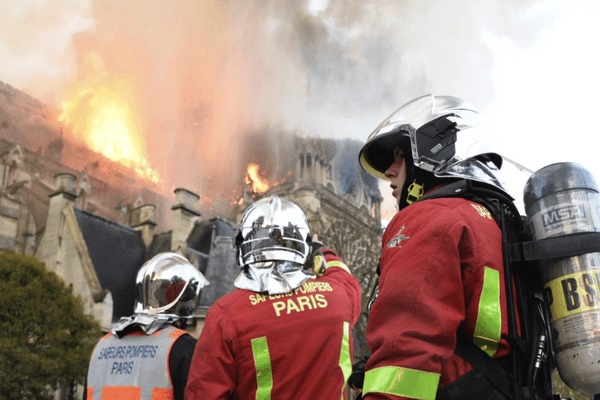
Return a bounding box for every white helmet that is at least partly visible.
[358,94,508,196]
[235,196,314,295]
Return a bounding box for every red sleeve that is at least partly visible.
[364,198,508,399]
[185,304,236,399]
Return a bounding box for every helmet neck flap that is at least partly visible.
[359,94,510,210]
[111,313,176,337]
[396,138,507,210]
[234,260,314,295]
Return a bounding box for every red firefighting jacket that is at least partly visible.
[185,250,362,400]
[363,197,511,400]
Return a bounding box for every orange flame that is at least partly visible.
[245,163,270,194]
[58,68,161,184]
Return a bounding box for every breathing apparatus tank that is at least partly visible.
[523,162,600,395]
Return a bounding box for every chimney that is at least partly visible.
[35,173,77,266]
[130,204,157,249]
[171,188,201,251]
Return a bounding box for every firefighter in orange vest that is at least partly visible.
[353,95,514,399]
[85,252,208,400]
[185,195,362,399]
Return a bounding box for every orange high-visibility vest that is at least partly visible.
[86,325,187,400]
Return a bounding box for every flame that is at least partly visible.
[245,163,270,194]
[58,68,161,184]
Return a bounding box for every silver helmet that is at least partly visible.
[237,195,311,266]
[358,94,508,195]
[235,195,314,295]
[134,252,208,319]
[112,252,208,336]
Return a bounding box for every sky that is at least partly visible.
[1,0,599,219]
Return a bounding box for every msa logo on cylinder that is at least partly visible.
[542,204,586,228]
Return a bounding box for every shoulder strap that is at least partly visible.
[420,180,600,262]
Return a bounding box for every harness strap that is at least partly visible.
[454,340,513,399]
[508,231,600,262]
[418,180,557,400]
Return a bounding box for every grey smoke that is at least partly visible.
[0,0,588,217]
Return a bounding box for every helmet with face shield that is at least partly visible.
[358,94,509,207]
[235,195,314,295]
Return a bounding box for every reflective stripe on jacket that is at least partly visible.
[364,196,510,399]
[86,325,188,400]
[185,251,362,399]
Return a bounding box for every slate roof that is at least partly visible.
[186,217,238,254]
[191,218,239,307]
[75,209,147,321]
[147,230,172,256]
[187,248,210,276]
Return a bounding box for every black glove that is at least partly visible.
[348,354,370,393]
[305,234,326,274]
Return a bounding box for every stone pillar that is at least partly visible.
[35,173,77,269]
[171,188,201,251]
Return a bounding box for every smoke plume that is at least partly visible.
[2,0,597,218]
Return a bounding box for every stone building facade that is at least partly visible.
[1,81,383,400]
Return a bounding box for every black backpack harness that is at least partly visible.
[420,180,600,400]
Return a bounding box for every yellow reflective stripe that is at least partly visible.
[326,260,350,273]
[251,337,273,400]
[364,366,440,399]
[473,266,502,357]
[338,321,352,400]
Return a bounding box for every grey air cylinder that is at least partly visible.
[523,162,600,395]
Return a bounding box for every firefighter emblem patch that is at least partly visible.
[471,203,493,220]
[387,224,410,248]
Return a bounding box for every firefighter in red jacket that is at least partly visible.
[355,95,513,399]
[185,195,362,399]
[85,252,208,400]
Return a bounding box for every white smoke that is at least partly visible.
[1,0,599,218]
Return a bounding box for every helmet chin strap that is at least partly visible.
[398,166,452,210]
